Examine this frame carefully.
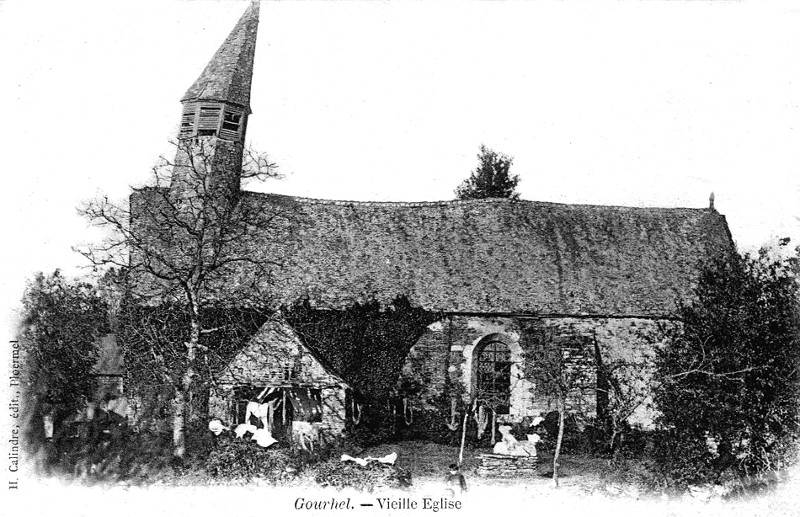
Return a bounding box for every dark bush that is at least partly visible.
[313,460,412,492]
[397,408,460,445]
[534,411,589,454]
[346,404,400,447]
[653,250,800,488]
[205,438,301,482]
[44,427,175,484]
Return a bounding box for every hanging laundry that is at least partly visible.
[445,399,459,431]
[474,405,488,439]
[403,398,413,425]
[245,399,277,432]
[351,398,362,425]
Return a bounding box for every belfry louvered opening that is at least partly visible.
[220,108,244,140]
[198,106,222,136]
[179,102,244,140]
[180,106,197,138]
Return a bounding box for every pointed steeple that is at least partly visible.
[182,1,260,110]
[171,1,260,195]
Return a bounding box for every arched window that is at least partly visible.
[476,340,512,414]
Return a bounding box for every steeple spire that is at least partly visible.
[182,1,260,110]
[171,1,260,196]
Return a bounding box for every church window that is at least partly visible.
[476,340,512,414]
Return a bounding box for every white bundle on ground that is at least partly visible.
[234,423,257,438]
[365,452,398,465]
[207,419,229,436]
[251,428,277,448]
[341,454,368,466]
[341,451,398,467]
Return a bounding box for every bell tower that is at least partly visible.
[171,1,260,197]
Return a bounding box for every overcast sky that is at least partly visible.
[2,0,800,322]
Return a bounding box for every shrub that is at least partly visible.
[653,248,800,488]
[45,427,175,484]
[20,271,108,449]
[312,460,412,492]
[205,438,301,482]
[396,408,460,445]
[533,411,589,454]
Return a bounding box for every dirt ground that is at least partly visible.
[17,439,800,517]
[359,439,613,493]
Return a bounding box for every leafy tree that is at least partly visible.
[20,271,108,441]
[653,244,800,488]
[455,145,520,200]
[77,139,297,458]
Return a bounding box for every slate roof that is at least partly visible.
[181,1,259,108]
[246,194,734,318]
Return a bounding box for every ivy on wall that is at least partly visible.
[284,296,440,401]
[117,299,271,421]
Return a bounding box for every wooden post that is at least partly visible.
[553,396,565,488]
[458,404,469,466]
[491,409,496,444]
[282,388,287,424]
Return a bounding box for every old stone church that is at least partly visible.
[123,1,735,446]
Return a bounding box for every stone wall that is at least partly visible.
[397,315,679,431]
[475,453,539,477]
[531,317,679,427]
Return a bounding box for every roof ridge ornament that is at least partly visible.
[709,192,715,211]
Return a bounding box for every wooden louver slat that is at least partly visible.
[198,106,221,132]
[180,106,196,137]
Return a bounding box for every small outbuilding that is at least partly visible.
[210,318,351,448]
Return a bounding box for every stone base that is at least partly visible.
[475,453,539,477]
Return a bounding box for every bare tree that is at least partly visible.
[76,139,299,458]
[592,335,654,466]
[525,331,595,488]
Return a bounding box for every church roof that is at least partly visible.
[248,194,734,318]
[181,1,260,108]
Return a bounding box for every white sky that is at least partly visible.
[2,0,800,321]
[1,1,800,504]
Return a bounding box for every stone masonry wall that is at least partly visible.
[533,317,679,427]
[398,315,679,430]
